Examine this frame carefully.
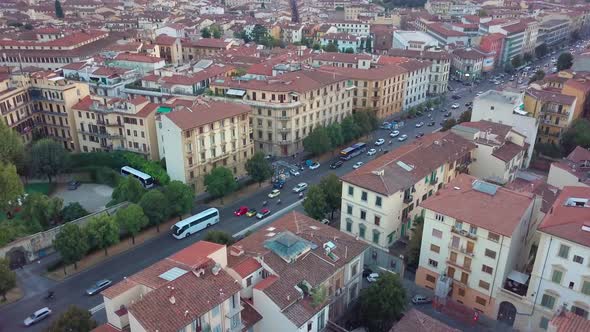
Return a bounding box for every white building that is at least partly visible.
[398,59,431,110]
[547,146,590,189]
[333,22,371,37]
[393,31,440,51]
[200,6,225,15]
[471,90,538,167]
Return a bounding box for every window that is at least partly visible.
[359,225,366,239]
[482,265,493,274]
[426,274,436,283]
[558,244,570,259]
[212,324,222,332]
[573,255,584,264]
[372,231,380,244]
[317,309,326,331]
[430,244,440,253]
[435,213,445,222]
[428,259,438,267]
[571,305,589,318]
[432,228,442,238]
[307,321,313,332]
[485,249,497,259]
[361,191,367,201]
[540,317,550,330]
[246,276,252,286]
[458,288,465,296]
[551,270,563,284]
[346,221,352,232]
[360,210,366,220]
[479,280,490,290]
[375,196,382,207]
[348,186,354,196]
[582,281,590,296]
[475,296,487,306]
[212,305,220,317]
[488,232,500,242]
[374,216,381,226]
[347,205,353,215]
[469,225,477,235]
[351,261,359,277]
[541,294,556,309]
[455,221,463,230]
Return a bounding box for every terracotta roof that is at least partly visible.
[114,53,164,64]
[525,88,576,105]
[322,32,357,41]
[62,62,88,70]
[241,300,263,331]
[168,241,225,268]
[212,70,348,93]
[164,99,251,131]
[452,48,485,60]
[229,211,368,327]
[71,95,94,111]
[427,23,466,38]
[129,96,148,106]
[341,131,475,196]
[232,257,262,278]
[386,49,451,61]
[317,65,407,81]
[567,146,590,163]
[492,141,526,162]
[501,22,526,34]
[389,308,460,332]
[539,186,590,247]
[506,173,559,214]
[313,52,372,64]
[185,38,231,48]
[549,311,590,332]
[421,174,533,237]
[134,103,159,118]
[91,323,122,332]
[397,59,432,72]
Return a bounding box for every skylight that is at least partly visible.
[159,267,188,281]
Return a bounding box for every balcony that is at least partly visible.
[32,109,68,117]
[541,106,569,117]
[446,259,471,272]
[278,127,291,132]
[428,177,439,186]
[448,242,475,257]
[451,226,477,241]
[403,194,413,204]
[78,130,123,140]
[277,116,290,120]
[501,271,530,298]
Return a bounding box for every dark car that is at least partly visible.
[444,112,452,117]
[452,94,461,100]
[86,279,112,295]
[415,132,424,138]
[273,181,284,189]
[465,102,472,107]
[440,108,447,112]
[427,121,435,126]
[330,160,343,169]
[68,180,80,190]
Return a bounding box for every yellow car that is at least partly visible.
[246,209,257,217]
[268,189,281,198]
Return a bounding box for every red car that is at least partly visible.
[234,206,249,216]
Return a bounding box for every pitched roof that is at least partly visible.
[317,64,407,80]
[91,324,122,332]
[567,146,590,163]
[539,186,590,248]
[421,174,533,237]
[164,99,251,131]
[525,88,576,105]
[232,257,262,278]
[341,132,475,196]
[313,52,372,64]
[114,53,164,64]
[389,308,460,332]
[492,141,526,162]
[185,38,231,48]
[212,70,348,93]
[549,311,590,332]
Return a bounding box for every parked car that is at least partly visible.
[380,122,391,130]
[256,208,271,219]
[308,162,320,170]
[86,279,112,296]
[366,273,380,283]
[389,130,400,138]
[375,138,385,146]
[292,182,308,193]
[415,121,424,128]
[427,121,435,126]
[353,161,364,169]
[415,132,424,138]
[411,295,432,305]
[321,219,330,225]
[24,307,52,327]
[451,103,459,109]
[246,209,257,217]
[289,168,300,176]
[329,160,343,169]
[268,189,281,198]
[233,206,249,216]
[68,180,80,190]
[362,267,373,278]
[367,148,377,156]
[273,181,284,189]
[465,102,472,107]
[398,134,408,142]
[451,94,461,100]
[445,112,452,117]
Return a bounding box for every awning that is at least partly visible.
[507,270,529,285]
[226,88,246,97]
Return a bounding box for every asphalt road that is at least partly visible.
[0,48,571,331]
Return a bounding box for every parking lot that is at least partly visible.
[52,183,113,212]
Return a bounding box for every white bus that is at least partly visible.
[120,166,154,189]
[171,208,220,239]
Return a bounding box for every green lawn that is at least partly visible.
[25,182,55,195]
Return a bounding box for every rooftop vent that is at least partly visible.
[230,245,244,257]
[565,197,589,207]
[372,169,385,176]
[192,268,205,278]
[472,179,498,196]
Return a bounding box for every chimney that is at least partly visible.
[169,296,176,304]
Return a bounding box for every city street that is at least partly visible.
[0,51,558,331]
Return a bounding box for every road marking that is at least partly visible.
[89,303,105,315]
[233,199,303,238]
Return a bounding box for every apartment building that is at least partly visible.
[0,74,38,145]
[471,90,538,167]
[478,33,505,69]
[318,65,408,118]
[416,174,537,318]
[97,241,252,332]
[547,146,590,189]
[311,53,372,69]
[320,33,366,53]
[226,211,368,329]
[393,31,440,51]
[498,22,526,66]
[521,19,539,57]
[543,71,590,126]
[110,53,166,74]
[398,59,431,110]
[452,121,528,185]
[339,131,475,249]
[156,98,253,193]
[425,23,471,46]
[451,48,485,81]
[209,70,354,157]
[383,50,450,95]
[61,62,141,97]
[332,22,371,37]
[539,19,570,49]
[523,88,577,144]
[495,186,590,331]
[72,96,160,160]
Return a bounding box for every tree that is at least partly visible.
[341,116,361,142]
[111,177,146,204]
[560,119,590,155]
[0,163,24,215]
[251,24,268,44]
[511,55,523,68]
[21,193,63,229]
[319,174,341,219]
[344,47,354,53]
[405,216,424,268]
[86,214,119,256]
[0,258,16,302]
[477,9,487,17]
[30,139,68,183]
[303,126,332,156]
[324,42,338,52]
[204,230,234,245]
[441,118,457,132]
[523,52,533,63]
[162,181,194,220]
[365,37,372,53]
[60,202,89,222]
[139,190,168,231]
[359,273,406,332]
[46,305,97,332]
[211,25,223,39]
[535,43,549,58]
[557,52,574,71]
[353,111,378,133]
[116,204,148,244]
[246,152,273,187]
[204,167,237,204]
[53,223,88,272]
[201,27,211,38]
[54,0,64,19]
[0,120,24,167]
[303,185,329,220]
[458,110,472,123]
[529,69,546,84]
[326,123,344,148]
[312,42,321,50]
